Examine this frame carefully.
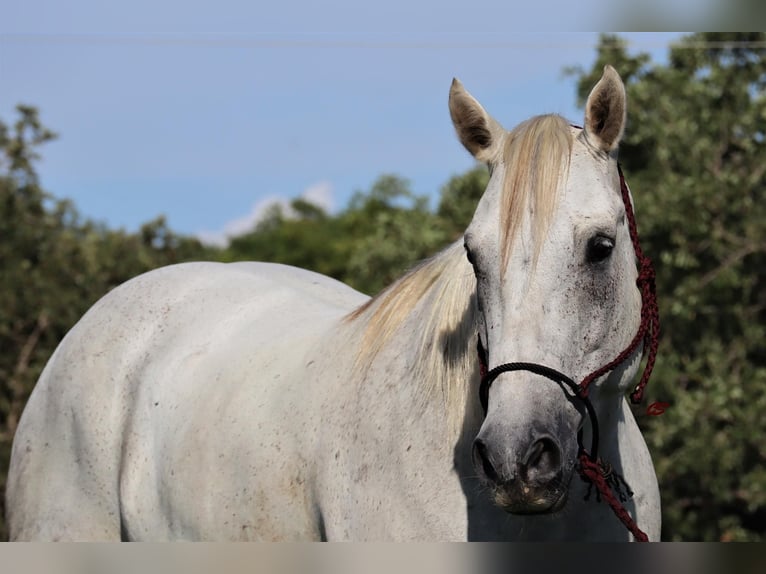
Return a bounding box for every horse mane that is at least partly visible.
[345,114,573,425]
[346,241,478,426]
[499,114,572,271]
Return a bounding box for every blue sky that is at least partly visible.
[1,2,683,245]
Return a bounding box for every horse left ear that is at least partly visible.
[583,65,626,153]
[449,78,505,163]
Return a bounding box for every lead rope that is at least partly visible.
[476,165,659,542]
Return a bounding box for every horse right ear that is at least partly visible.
[449,79,505,163]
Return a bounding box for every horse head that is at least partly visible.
[450,66,645,515]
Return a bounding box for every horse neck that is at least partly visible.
[345,240,481,437]
[584,362,642,472]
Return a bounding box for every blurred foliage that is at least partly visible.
[569,33,766,541]
[1,32,763,542]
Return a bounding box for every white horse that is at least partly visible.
[6,66,660,541]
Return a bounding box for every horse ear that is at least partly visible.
[449,78,504,163]
[583,65,627,153]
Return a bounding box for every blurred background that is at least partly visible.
[1,9,764,542]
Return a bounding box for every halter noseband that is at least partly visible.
[476,165,659,542]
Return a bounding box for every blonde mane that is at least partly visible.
[345,114,573,426]
[499,114,572,270]
[346,242,477,421]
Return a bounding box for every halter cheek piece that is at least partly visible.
[476,165,660,542]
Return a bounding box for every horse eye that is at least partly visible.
[464,243,476,266]
[586,235,615,264]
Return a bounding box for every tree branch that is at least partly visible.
[3,312,49,438]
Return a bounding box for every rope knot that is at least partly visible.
[578,452,648,541]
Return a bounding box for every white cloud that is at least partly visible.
[301,181,334,213]
[197,181,334,247]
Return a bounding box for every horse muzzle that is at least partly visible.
[472,433,572,514]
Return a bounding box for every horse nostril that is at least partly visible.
[521,437,561,482]
[473,439,500,483]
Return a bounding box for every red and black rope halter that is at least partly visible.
[476,164,660,542]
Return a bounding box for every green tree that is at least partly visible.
[571,33,766,541]
[344,175,449,293]
[226,199,352,284]
[437,166,489,239]
[0,106,58,450]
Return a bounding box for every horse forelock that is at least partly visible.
[345,242,477,428]
[499,114,573,273]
